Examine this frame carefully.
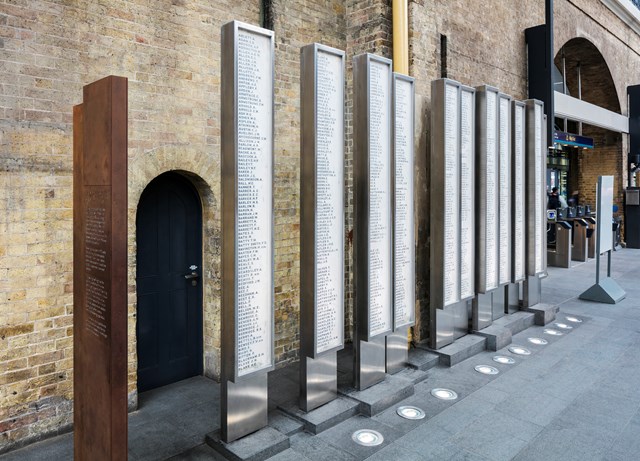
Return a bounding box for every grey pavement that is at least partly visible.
[2,248,640,460]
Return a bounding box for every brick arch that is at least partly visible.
[554,37,621,114]
[126,146,222,407]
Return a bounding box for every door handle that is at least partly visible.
[184,265,199,286]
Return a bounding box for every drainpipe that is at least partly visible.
[393,0,409,75]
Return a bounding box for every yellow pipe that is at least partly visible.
[392,0,409,75]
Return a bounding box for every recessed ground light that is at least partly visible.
[554,322,573,330]
[396,406,426,420]
[544,328,563,336]
[431,388,458,400]
[528,337,548,345]
[352,429,384,446]
[493,355,516,364]
[508,346,531,355]
[565,316,582,323]
[475,365,500,375]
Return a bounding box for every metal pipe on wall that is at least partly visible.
[392,0,409,75]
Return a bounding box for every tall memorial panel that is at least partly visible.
[498,94,512,287]
[73,76,128,460]
[430,79,475,349]
[392,73,415,330]
[353,53,393,389]
[386,72,415,375]
[475,86,499,295]
[525,99,546,277]
[511,100,526,283]
[300,43,345,411]
[220,20,274,442]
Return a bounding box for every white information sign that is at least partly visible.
[513,102,525,282]
[314,49,344,354]
[498,95,511,285]
[444,83,460,306]
[393,76,415,329]
[368,60,393,337]
[459,88,475,300]
[534,104,543,274]
[235,27,273,377]
[485,90,499,290]
[597,176,614,253]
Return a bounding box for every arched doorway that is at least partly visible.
[136,172,203,392]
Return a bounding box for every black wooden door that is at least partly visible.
[136,173,203,392]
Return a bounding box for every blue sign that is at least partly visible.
[554,131,594,149]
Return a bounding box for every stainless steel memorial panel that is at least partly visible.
[498,93,512,287]
[430,79,475,348]
[387,72,415,374]
[524,99,546,277]
[221,20,274,442]
[300,43,345,411]
[475,86,500,294]
[353,53,393,389]
[511,100,526,283]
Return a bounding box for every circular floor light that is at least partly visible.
[475,365,500,375]
[396,406,426,420]
[493,355,516,365]
[565,316,583,323]
[554,322,573,330]
[508,345,531,356]
[528,337,548,345]
[352,429,384,447]
[431,388,458,400]
[544,328,563,336]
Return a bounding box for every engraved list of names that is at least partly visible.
[235,28,273,377]
[444,83,460,306]
[368,61,392,337]
[393,77,415,328]
[314,49,344,354]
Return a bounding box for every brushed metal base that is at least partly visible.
[300,353,337,412]
[430,301,469,349]
[354,336,386,391]
[221,373,268,443]
[385,327,409,374]
[472,291,493,330]
[492,286,507,320]
[507,283,520,314]
[522,275,542,307]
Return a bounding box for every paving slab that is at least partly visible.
[339,374,414,417]
[205,427,289,461]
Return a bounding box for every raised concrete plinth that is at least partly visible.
[420,334,487,367]
[278,396,359,434]
[523,303,557,326]
[338,374,414,417]
[474,311,536,351]
[407,348,440,371]
[474,325,511,351]
[206,427,289,461]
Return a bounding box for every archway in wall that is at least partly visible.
[136,172,204,392]
[553,38,624,212]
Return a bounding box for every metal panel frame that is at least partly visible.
[221,20,274,442]
[475,85,500,294]
[511,100,526,283]
[392,72,416,330]
[498,93,512,287]
[300,43,345,360]
[353,53,394,342]
[524,99,546,277]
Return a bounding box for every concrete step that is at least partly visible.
[419,334,487,367]
[492,311,536,335]
[473,324,511,351]
[523,303,557,325]
[278,396,359,435]
[338,374,414,417]
[406,348,440,371]
[206,426,289,461]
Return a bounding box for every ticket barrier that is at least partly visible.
[586,217,596,258]
[571,218,589,262]
[547,220,572,267]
